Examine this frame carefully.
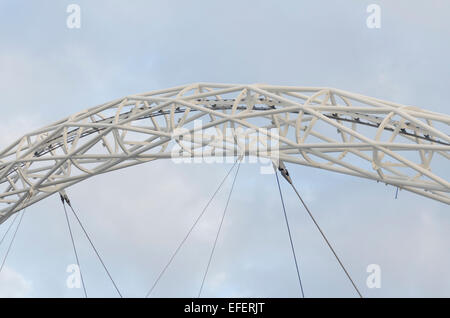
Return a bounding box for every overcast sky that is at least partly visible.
[0,0,449,298]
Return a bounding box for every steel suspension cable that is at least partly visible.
[0,210,25,274]
[198,158,242,297]
[66,203,123,298]
[275,171,305,298]
[0,212,20,248]
[145,158,240,298]
[288,181,363,298]
[62,200,88,298]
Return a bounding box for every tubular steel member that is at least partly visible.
[0,83,449,223]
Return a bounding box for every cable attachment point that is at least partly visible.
[273,161,293,184]
[59,190,72,207]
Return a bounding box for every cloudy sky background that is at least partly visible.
[0,0,449,297]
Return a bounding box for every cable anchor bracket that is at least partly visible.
[59,190,72,207]
[273,160,293,185]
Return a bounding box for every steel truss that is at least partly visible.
[1,83,449,223]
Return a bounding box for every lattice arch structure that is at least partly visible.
[0,83,449,223]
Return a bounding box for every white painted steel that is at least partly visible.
[1,83,449,223]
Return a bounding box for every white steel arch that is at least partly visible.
[0,83,449,224]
